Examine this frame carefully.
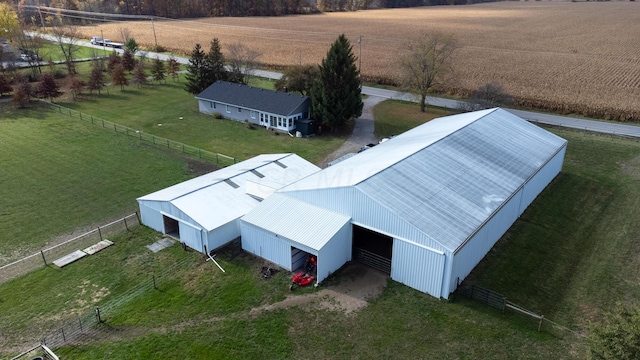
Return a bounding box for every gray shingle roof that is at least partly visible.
[196,81,310,117]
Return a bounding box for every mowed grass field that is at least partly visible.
[0,104,200,264]
[77,1,640,119]
[56,75,346,164]
[3,107,640,358]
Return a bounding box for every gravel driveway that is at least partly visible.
[318,95,385,168]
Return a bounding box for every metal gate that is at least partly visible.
[353,247,391,273]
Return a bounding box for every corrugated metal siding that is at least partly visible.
[204,220,240,253]
[241,194,351,251]
[519,146,566,214]
[240,222,292,270]
[180,222,203,252]
[284,188,446,252]
[449,188,523,295]
[391,239,445,298]
[317,221,352,282]
[138,202,164,233]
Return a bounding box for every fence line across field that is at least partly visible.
[456,282,586,340]
[0,213,139,284]
[39,101,238,168]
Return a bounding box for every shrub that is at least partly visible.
[213,112,223,119]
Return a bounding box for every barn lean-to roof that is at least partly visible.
[195,81,310,117]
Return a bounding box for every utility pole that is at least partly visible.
[37,6,45,30]
[151,17,158,48]
[357,35,363,74]
[100,29,106,57]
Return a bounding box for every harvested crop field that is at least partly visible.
[78,1,640,119]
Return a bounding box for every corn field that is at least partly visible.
[76,1,640,120]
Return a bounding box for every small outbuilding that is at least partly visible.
[239,108,568,298]
[137,154,320,253]
[196,81,311,133]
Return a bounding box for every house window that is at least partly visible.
[238,107,242,112]
[288,118,292,127]
[251,111,256,119]
[270,116,276,127]
[226,105,230,113]
[210,101,216,109]
[278,117,282,127]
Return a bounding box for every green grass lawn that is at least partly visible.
[4,78,640,358]
[0,104,205,261]
[51,74,344,164]
[373,99,455,137]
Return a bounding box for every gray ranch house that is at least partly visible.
[196,81,311,133]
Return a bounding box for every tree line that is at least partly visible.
[7,0,499,18]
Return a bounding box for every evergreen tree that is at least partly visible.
[207,38,227,84]
[185,43,211,95]
[151,57,166,84]
[311,34,363,130]
[125,38,139,53]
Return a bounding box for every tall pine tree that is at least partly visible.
[185,43,211,95]
[311,34,363,130]
[207,38,227,84]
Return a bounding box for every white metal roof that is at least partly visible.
[282,108,498,191]
[137,154,320,231]
[280,108,567,252]
[242,193,351,251]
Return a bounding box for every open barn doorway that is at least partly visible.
[163,215,180,239]
[352,225,392,274]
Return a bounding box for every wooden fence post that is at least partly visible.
[98,227,103,241]
[538,315,544,332]
[41,250,47,266]
[95,307,102,323]
[153,275,157,290]
[124,217,129,231]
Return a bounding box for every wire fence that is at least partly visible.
[456,282,587,340]
[0,213,139,284]
[38,256,193,351]
[39,101,238,168]
[8,256,194,358]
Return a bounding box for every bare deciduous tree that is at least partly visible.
[51,19,82,75]
[400,31,458,112]
[226,43,261,85]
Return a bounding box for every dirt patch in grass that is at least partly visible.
[251,262,388,315]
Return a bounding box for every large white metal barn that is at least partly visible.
[137,154,320,253]
[240,108,567,298]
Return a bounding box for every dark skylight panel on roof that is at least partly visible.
[224,179,240,189]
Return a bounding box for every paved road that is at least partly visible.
[29,32,640,138]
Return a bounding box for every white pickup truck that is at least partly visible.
[90,37,124,49]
